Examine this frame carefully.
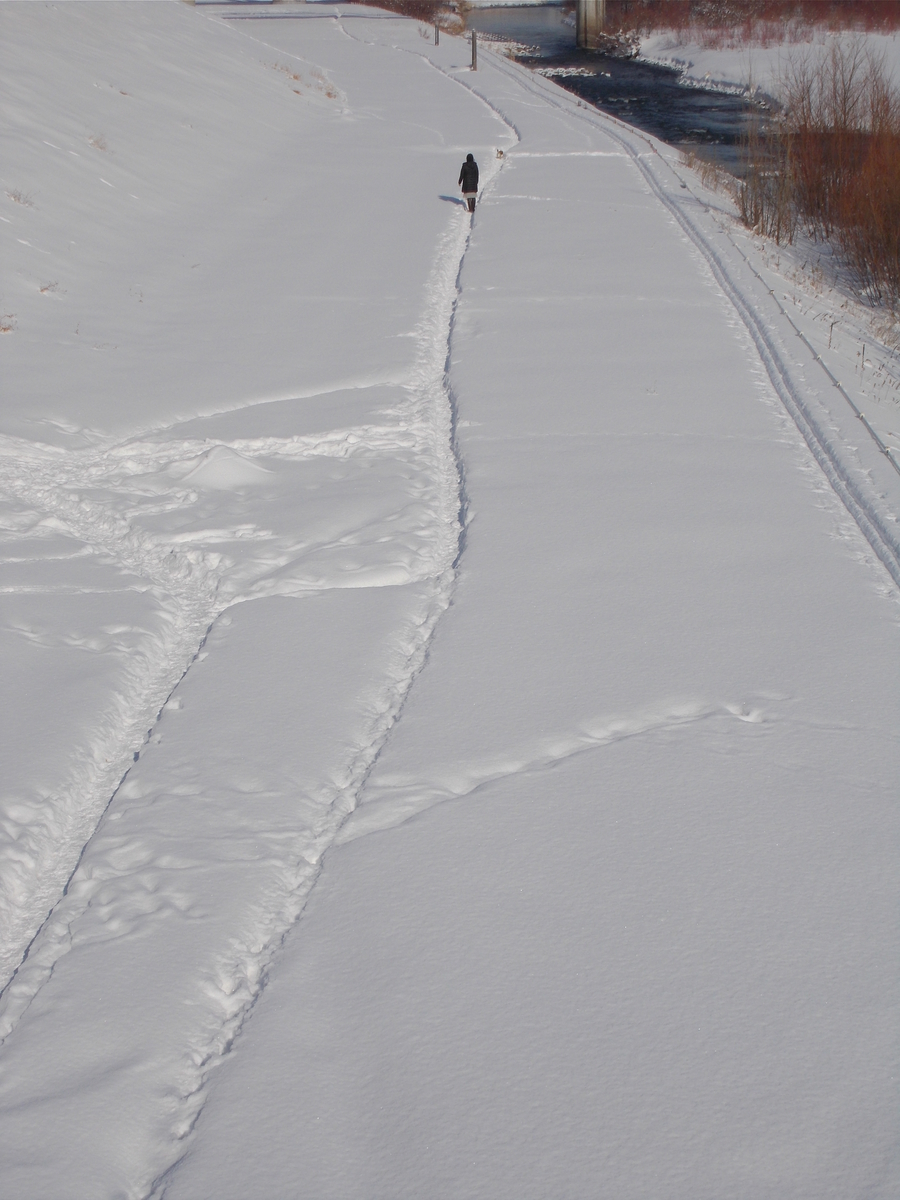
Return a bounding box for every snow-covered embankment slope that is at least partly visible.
[0,4,510,1195]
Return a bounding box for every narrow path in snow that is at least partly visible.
[0,409,456,985]
[0,0,486,1005]
[0,433,223,982]
[0,117,481,1007]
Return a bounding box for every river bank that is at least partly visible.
[465,3,766,173]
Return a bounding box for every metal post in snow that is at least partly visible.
[471,29,477,71]
[435,20,439,45]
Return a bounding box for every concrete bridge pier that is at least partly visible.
[576,0,607,50]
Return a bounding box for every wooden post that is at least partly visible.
[471,29,477,71]
[435,20,439,45]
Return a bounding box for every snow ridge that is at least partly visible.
[339,698,769,844]
[144,208,475,1197]
[0,436,220,985]
[0,396,472,995]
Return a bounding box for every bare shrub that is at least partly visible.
[839,131,900,305]
[272,62,301,83]
[359,0,900,39]
[88,134,107,151]
[681,148,739,197]
[739,118,797,242]
[356,1,463,33]
[740,39,900,306]
[778,40,895,234]
[438,11,465,37]
[271,62,338,101]
[6,189,34,207]
[309,68,338,101]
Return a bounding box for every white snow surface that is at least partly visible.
[639,27,900,96]
[0,4,898,1199]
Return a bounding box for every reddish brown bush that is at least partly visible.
[839,131,900,305]
[740,40,900,307]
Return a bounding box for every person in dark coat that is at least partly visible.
[459,153,479,213]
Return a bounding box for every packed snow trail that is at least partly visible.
[460,39,900,584]
[165,19,900,1200]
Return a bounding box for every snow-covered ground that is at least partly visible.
[1,4,898,1198]
[640,26,900,95]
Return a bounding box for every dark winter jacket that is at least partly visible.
[459,154,479,193]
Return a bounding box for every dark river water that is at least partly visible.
[466,4,759,174]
